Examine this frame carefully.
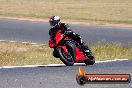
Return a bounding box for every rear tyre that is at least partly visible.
[57,48,74,66]
[84,53,95,65]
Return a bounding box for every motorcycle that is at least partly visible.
[49,30,95,66]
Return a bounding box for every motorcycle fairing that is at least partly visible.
[75,47,88,62]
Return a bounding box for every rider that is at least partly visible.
[49,16,91,56]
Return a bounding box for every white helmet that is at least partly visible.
[49,16,60,26]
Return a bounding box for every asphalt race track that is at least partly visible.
[0,18,132,44]
[0,60,132,88]
[0,18,132,88]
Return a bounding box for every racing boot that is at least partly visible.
[80,42,95,60]
[80,42,91,55]
[74,34,91,55]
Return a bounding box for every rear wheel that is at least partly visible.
[84,53,95,65]
[57,48,74,66]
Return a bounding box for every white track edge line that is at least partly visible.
[0,40,46,46]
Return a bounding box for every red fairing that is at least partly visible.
[49,38,55,48]
[55,30,63,44]
[75,47,87,62]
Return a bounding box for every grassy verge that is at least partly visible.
[0,0,132,24]
[0,41,62,66]
[0,41,131,66]
[90,42,132,61]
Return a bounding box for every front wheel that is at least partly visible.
[57,48,74,66]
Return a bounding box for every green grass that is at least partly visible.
[0,0,132,24]
[0,41,131,66]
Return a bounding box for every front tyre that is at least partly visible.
[57,48,74,66]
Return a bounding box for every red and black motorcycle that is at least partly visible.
[49,30,95,66]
